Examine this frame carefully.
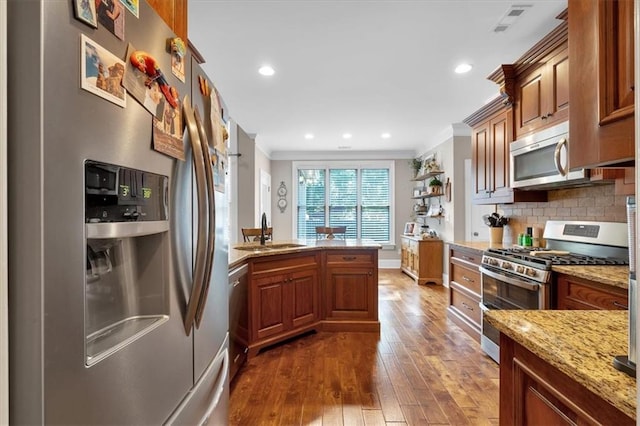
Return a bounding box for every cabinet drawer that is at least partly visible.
[450,261,481,295]
[326,251,374,265]
[450,248,482,265]
[557,275,628,310]
[450,282,481,326]
[252,253,319,274]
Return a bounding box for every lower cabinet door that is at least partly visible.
[290,268,320,329]
[252,274,286,340]
[325,266,375,320]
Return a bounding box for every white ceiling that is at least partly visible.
[188,0,567,158]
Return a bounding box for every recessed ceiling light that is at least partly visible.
[342,133,352,139]
[304,133,314,140]
[258,65,275,76]
[381,133,391,139]
[455,63,473,74]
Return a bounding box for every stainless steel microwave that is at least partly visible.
[509,121,589,190]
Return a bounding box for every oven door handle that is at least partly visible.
[480,266,541,291]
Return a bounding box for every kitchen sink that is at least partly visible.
[234,243,306,252]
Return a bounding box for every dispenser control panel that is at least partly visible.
[85,160,168,223]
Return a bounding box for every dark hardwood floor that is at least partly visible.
[229,269,499,425]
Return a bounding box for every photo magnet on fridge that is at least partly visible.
[72,0,98,28]
[80,34,126,107]
[96,0,125,40]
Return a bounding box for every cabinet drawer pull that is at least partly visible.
[461,255,474,261]
[368,271,372,276]
[462,276,474,283]
[232,280,241,288]
[233,354,240,363]
[461,301,474,311]
[613,301,628,309]
[342,256,357,261]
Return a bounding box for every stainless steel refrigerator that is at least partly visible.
[7,1,229,424]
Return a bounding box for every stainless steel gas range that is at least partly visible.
[479,220,629,363]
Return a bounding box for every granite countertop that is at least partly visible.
[552,265,629,289]
[485,310,635,419]
[448,241,629,290]
[229,239,381,268]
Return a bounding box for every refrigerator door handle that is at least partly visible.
[193,107,216,327]
[182,96,208,335]
[200,349,229,425]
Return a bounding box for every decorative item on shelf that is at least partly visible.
[427,205,444,217]
[428,176,443,194]
[409,158,422,177]
[414,204,427,214]
[483,212,509,244]
[424,156,440,173]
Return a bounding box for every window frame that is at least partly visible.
[292,160,395,244]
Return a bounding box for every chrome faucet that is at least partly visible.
[260,212,268,245]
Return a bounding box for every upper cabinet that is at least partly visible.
[568,0,635,169]
[515,46,569,139]
[147,0,188,42]
[464,98,547,204]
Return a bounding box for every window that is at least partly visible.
[295,162,393,242]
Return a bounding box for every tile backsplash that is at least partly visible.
[499,184,628,244]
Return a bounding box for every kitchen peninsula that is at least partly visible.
[230,240,381,359]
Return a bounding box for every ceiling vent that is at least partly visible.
[493,4,532,33]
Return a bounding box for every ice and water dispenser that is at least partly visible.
[85,160,170,366]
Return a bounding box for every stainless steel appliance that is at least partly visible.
[7,1,229,424]
[510,121,590,190]
[480,220,629,363]
[614,196,636,377]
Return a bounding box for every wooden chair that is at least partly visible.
[242,227,273,242]
[315,226,347,240]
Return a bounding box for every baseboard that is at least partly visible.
[379,259,401,269]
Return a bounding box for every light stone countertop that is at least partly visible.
[229,239,381,269]
[485,310,635,419]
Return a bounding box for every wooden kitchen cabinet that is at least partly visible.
[248,251,321,357]
[568,0,635,169]
[464,100,546,204]
[447,245,483,341]
[323,249,380,332]
[500,335,634,426]
[400,236,443,285]
[515,46,569,139]
[147,0,188,42]
[556,273,628,310]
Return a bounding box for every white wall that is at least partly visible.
[1,0,8,421]
[235,123,256,243]
[255,146,271,226]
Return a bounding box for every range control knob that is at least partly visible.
[501,261,512,270]
[525,268,537,277]
[516,265,525,274]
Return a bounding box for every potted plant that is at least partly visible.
[409,158,422,177]
[428,176,443,194]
